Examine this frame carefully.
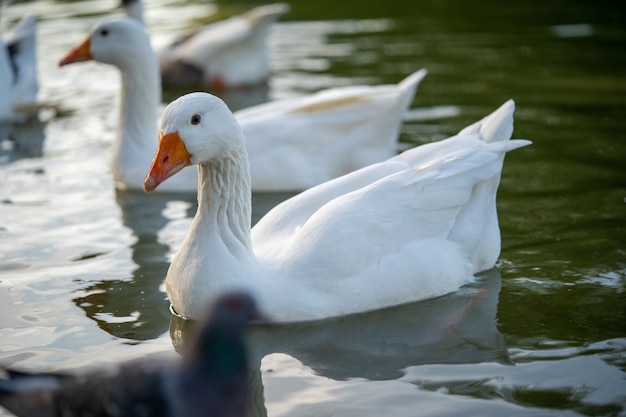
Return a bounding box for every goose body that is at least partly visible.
[0,292,260,417]
[0,14,38,122]
[237,68,427,191]
[59,18,426,192]
[123,0,289,88]
[144,93,531,323]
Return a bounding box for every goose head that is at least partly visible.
[59,18,151,69]
[144,92,247,192]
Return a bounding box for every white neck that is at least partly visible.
[195,150,253,254]
[111,54,160,186]
[165,146,256,313]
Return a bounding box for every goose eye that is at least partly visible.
[100,28,109,37]
[190,114,202,125]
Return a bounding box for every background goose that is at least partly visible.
[0,292,261,417]
[143,93,531,323]
[235,68,427,191]
[122,0,289,89]
[0,14,38,122]
[59,17,427,192]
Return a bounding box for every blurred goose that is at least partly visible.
[122,0,289,89]
[234,68,427,191]
[0,14,38,122]
[0,292,261,417]
[144,92,531,322]
[59,18,427,192]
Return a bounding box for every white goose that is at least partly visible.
[143,92,531,323]
[0,14,38,122]
[59,18,427,192]
[122,0,289,89]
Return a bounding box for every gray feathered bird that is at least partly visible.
[0,292,261,417]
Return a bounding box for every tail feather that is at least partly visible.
[500,138,532,152]
[245,3,290,26]
[458,99,515,143]
[398,68,428,93]
[396,68,428,119]
[459,100,532,150]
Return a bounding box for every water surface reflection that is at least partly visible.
[0,119,45,163]
[72,190,196,340]
[171,269,506,382]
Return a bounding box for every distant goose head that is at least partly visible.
[59,18,151,69]
[144,92,247,192]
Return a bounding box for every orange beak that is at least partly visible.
[59,36,93,66]
[144,131,192,193]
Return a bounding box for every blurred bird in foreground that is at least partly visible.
[0,292,262,417]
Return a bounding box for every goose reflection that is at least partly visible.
[72,189,197,340]
[71,189,294,341]
[170,268,506,415]
[0,118,45,163]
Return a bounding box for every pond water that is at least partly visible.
[1,0,625,416]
